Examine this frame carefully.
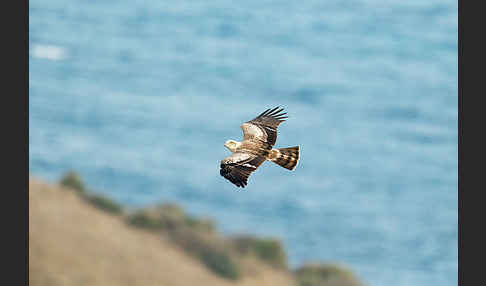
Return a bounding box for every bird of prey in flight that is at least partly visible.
[220,106,300,188]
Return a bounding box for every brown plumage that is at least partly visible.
[220,107,300,188]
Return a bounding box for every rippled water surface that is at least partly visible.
[29,1,458,285]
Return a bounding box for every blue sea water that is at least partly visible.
[29,1,458,285]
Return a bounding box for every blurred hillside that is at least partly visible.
[29,174,365,286]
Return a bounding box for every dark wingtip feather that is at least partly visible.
[255,106,288,120]
[259,108,272,117]
[269,106,280,112]
[268,107,283,116]
[274,108,285,115]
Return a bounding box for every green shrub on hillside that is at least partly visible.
[126,205,240,280]
[126,211,164,229]
[126,203,186,231]
[232,235,288,269]
[295,263,364,286]
[84,193,123,215]
[198,246,241,280]
[174,229,241,280]
[126,203,215,233]
[59,171,121,215]
[185,217,216,233]
[59,171,86,194]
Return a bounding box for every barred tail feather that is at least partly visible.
[270,146,300,171]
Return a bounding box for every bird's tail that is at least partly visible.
[269,146,300,171]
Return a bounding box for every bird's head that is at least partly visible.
[224,140,240,152]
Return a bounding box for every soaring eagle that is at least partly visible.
[220,106,300,188]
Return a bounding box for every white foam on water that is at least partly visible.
[31,44,68,61]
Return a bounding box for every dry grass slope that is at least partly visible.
[29,178,296,286]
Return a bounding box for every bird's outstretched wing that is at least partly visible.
[220,152,266,188]
[241,106,288,147]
